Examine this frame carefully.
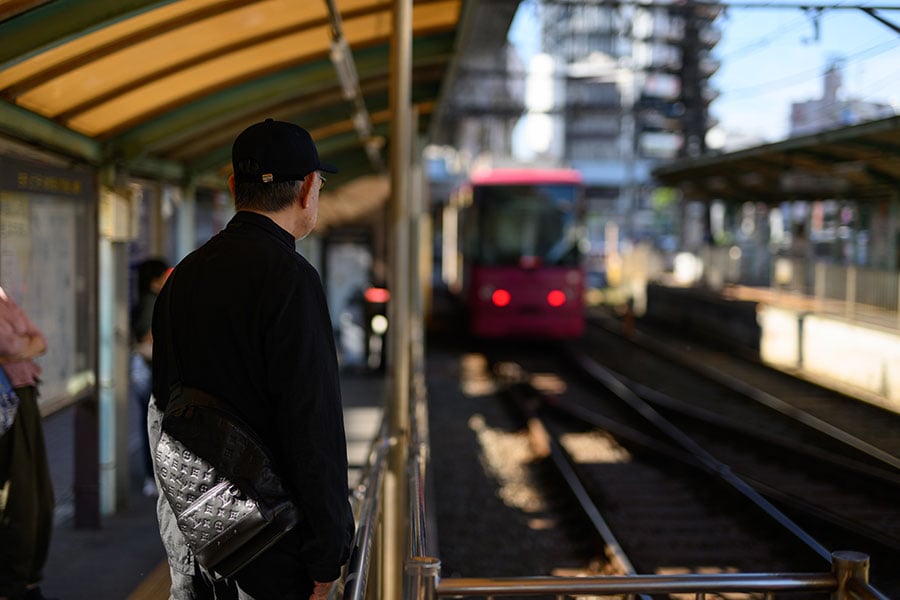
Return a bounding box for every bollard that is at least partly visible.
[404,556,440,600]
[831,550,868,600]
[623,297,635,337]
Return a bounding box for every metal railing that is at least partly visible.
[403,551,887,600]
[617,243,900,330]
[335,419,389,600]
[711,248,900,327]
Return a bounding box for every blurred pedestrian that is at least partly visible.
[130,258,169,497]
[150,119,354,599]
[0,286,55,600]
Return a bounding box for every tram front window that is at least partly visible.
[474,184,580,267]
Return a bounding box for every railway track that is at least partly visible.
[456,319,900,597]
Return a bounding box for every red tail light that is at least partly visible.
[547,290,566,307]
[364,287,391,303]
[492,289,511,307]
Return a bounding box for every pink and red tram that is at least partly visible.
[450,167,587,339]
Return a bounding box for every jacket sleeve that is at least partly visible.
[264,262,355,582]
[0,293,45,359]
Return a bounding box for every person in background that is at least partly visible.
[0,286,54,600]
[130,258,170,497]
[150,119,354,600]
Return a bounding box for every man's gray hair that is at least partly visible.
[234,179,304,212]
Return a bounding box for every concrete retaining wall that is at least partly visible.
[645,284,761,352]
[760,306,900,414]
[645,284,900,415]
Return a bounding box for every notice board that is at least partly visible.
[0,155,97,408]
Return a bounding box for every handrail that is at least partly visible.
[408,374,430,558]
[408,437,429,557]
[338,418,390,600]
[837,551,891,600]
[436,572,837,596]
[405,551,882,599]
[405,320,435,599]
[848,577,892,600]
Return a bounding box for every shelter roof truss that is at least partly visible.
[653,115,900,204]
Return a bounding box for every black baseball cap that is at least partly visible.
[231,118,337,184]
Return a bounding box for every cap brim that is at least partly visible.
[319,161,338,174]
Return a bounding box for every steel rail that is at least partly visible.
[507,387,651,600]
[590,318,900,471]
[546,384,900,552]
[628,376,900,486]
[569,349,835,562]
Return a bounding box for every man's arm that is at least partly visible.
[267,263,355,582]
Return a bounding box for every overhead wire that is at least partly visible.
[715,13,811,60]
[707,1,900,137]
[521,0,900,139]
[716,36,900,99]
[717,0,900,112]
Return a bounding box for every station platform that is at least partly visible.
[33,281,900,599]
[37,369,385,600]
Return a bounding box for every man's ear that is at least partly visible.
[299,173,315,208]
[227,173,235,195]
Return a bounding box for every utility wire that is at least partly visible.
[716,36,900,98]
[716,15,811,60]
[717,0,877,62]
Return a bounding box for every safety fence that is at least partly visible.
[404,553,886,599]
[612,243,900,330]
[709,248,900,326]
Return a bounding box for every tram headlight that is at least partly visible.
[370,314,389,335]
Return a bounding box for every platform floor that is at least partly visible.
[38,369,385,600]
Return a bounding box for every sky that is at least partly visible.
[508,0,900,148]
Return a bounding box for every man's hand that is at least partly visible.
[309,580,333,600]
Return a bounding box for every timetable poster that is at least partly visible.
[0,155,97,408]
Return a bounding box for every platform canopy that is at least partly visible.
[653,115,900,204]
[0,0,519,198]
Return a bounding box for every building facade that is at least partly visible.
[537,0,722,249]
[790,58,894,137]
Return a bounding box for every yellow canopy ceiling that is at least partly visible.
[0,0,471,191]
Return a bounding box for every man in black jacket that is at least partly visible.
[150,119,354,600]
